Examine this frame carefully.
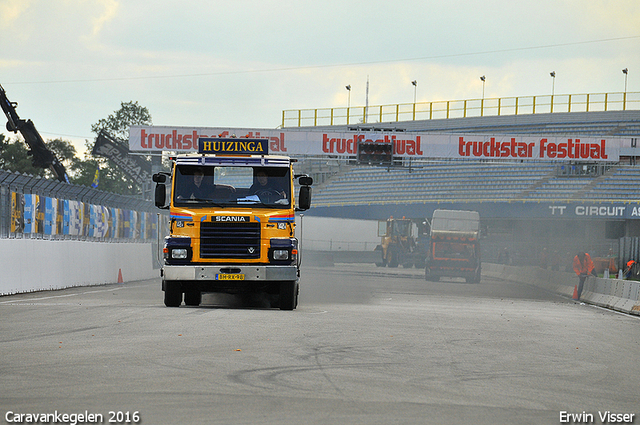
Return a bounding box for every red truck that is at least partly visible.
[425,209,481,283]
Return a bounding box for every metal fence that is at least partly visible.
[0,169,163,241]
[619,237,640,272]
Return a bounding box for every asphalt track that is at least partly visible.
[0,264,639,425]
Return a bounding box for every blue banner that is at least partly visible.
[309,200,640,221]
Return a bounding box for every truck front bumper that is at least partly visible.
[428,269,476,279]
[163,264,298,282]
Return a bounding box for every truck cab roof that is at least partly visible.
[431,209,480,232]
[175,154,291,168]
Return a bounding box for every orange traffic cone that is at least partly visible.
[117,268,124,284]
[572,284,579,300]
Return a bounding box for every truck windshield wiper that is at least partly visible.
[179,198,226,207]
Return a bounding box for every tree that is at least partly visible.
[0,133,80,180]
[47,138,78,165]
[69,156,101,188]
[0,133,46,176]
[91,101,151,143]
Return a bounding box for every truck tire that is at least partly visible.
[184,291,202,306]
[377,250,387,267]
[279,281,298,310]
[388,250,399,268]
[466,269,481,283]
[163,281,182,307]
[424,268,437,282]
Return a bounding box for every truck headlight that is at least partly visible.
[172,248,188,259]
[273,249,289,260]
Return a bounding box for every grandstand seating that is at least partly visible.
[299,110,640,206]
[310,162,640,206]
[584,167,640,200]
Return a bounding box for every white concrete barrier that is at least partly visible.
[0,239,158,295]
[483,263,640,316]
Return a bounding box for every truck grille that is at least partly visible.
[200,222,261,259]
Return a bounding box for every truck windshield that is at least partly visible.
[173,165,291,208]
[391,220,412,237]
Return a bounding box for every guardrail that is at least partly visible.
[282,91,640,128]
[483,263,640,316]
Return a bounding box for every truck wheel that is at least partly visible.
[184,291,202,306]
[377,251,387,267]
[163,281,182,307]
[279,281,298,310]
[424,268,437,282]
[388,251,399,268]
[466,271,481,283]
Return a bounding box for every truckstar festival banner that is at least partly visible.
[129,125,629,162]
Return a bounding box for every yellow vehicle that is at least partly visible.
[376,217,417,268]
[153,138,312,309]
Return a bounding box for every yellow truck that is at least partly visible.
[153,138,312,309]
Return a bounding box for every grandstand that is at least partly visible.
[292,109,640,207]
[310,162,640,206]
[585,167,640,200]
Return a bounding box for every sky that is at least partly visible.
[1,0,639,156]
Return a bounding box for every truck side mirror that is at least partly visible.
[153,173,167,183]
[298,176,313,186]
[155,183,167,209]
[297,185,311,211]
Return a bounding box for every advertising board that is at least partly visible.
[129,126,628,162]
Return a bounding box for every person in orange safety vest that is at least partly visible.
[625,259,636,279]
[573,252,596,300]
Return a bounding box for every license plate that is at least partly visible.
[216,273,245,280]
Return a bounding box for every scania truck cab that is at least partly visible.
[153,138,312,309]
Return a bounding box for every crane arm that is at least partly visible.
[0,84,69,183]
